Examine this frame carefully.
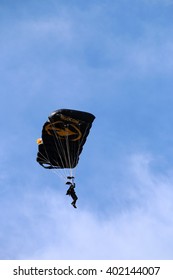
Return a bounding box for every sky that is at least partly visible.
[1,0,173,260]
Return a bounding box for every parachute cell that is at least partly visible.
[36,109,95,171]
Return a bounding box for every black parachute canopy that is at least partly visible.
[36,109,95,169]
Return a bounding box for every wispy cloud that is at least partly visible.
[1,153,173,260]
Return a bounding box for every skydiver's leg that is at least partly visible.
[71,193,78,202]
[71,193,78,208]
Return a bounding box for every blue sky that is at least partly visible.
[1,0,173,259]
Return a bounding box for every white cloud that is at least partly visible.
[1,153,173,260]
[24,17,74,43]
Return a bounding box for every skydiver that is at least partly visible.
[66,180,78,208]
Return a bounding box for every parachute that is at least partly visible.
[36,109,95,179]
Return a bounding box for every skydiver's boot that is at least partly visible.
[71,201,77,208]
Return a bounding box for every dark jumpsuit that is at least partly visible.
[66,184,78,208]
